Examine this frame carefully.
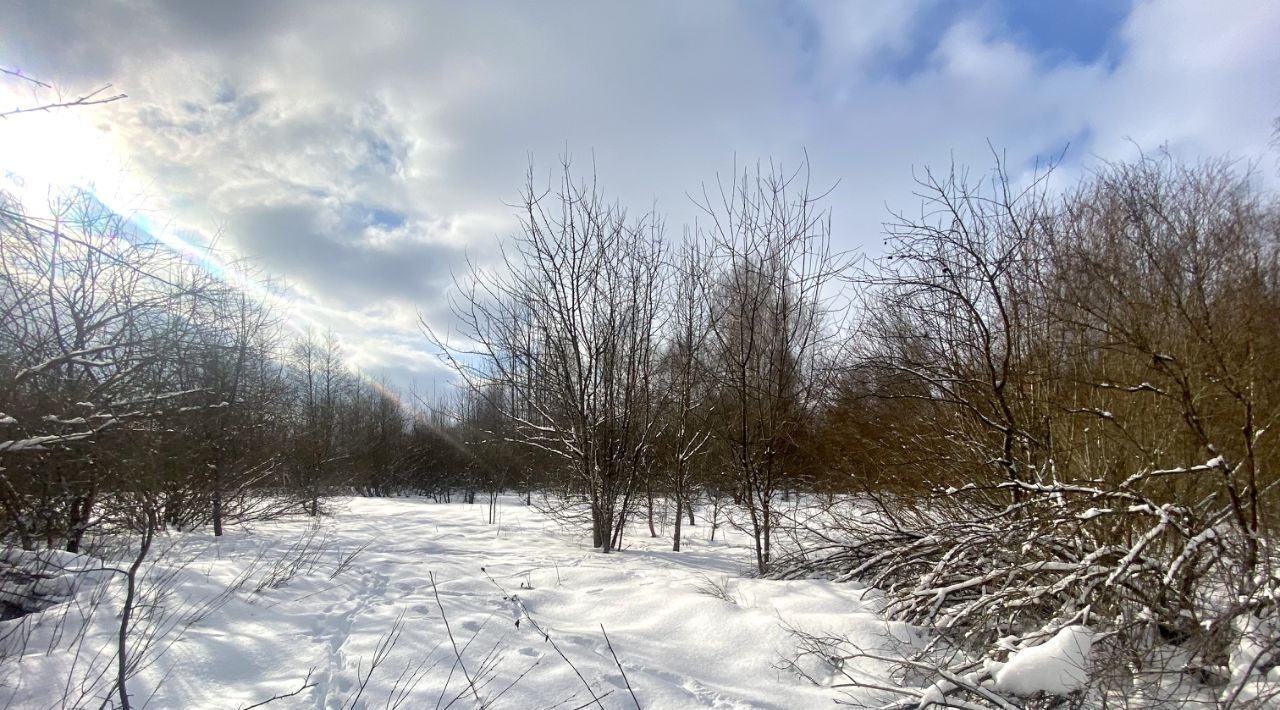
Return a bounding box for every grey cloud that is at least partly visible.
[228,202,460,307]
[3,0,1278,395]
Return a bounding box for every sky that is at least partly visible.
[1,0,1278,399]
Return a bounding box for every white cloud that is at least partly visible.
[2,0,1277,395]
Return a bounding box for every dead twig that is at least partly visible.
[429,571,484,708]
[600,624,640,709]
[239,668,317,709]
[1,81,127,119]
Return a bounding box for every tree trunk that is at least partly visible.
[672,486,684,552]
[212,468,224,537]
[117,509,156,710]
[611,485,630,553]
[591,500,606,550]
[646,480,657,538]
[747,500,766,574]
[65,491,95,553]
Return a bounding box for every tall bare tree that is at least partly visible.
[656,232,714,551]
[430,161,666,552]
[290,327,349,516]
[696,158,845,573]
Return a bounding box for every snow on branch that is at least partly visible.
[0,419,117,453]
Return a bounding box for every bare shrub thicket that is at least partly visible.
[777,155,1280,707]
[0,185,427,548]
[0,186,427,703]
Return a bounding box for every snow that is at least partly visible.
[0,547,106,614]
[0,497,894,709]
[994,625,1094,697]
[1225,613,1279,703]
[42,414,87,424]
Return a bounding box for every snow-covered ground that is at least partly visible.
[2,496,912,709]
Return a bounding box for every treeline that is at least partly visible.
[436,153,1280,704]
[792,156,1280,705]
[0,190,463,551]
[431,155,1280,571]
[3,151,1276,585]
[3,145,1278,701]
[431,160,850,571]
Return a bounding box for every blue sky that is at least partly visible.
[1,0,1277,395]
[997,0,1130,65]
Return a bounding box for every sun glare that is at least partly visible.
[0,89,138,212]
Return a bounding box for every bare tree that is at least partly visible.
[289,327,350,516]
[430,160,667,552]
[182,277,290,536]
[656,232,714,551]
[846,155,1056,504]
[696,158,845,573]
